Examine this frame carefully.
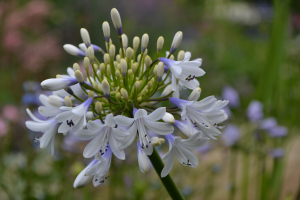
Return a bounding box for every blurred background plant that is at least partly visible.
[0,0,300,199]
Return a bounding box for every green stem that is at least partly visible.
[148,148,185,200]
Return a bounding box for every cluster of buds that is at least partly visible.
[26,8,229,188]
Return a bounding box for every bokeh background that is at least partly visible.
[0,0,300,199]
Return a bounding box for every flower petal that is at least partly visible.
[143,119,174,135]
[144,107,166,121]
[161,150,175,178]
[109,134,125,160]
[114,115,134,126]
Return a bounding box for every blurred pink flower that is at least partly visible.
[0,117,8,137]
[2,105,20,122]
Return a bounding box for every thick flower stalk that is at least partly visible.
[24,8,229,200]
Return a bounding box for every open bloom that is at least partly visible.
[114,107,174,155]
[170,95,228,140]
[159,53,205,93]
[74,146,112,188]
[75,114,128,159]
[25,109,59,155]
[56,98,93,135]
[161,132,209,177]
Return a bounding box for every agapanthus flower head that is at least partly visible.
[24,7,229,189]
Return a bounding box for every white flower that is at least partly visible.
[74,146,112,188]
[75,114,129,160]
[114,107,174,155]
[25,109,59,155]
[159,52,205,97]
[56,98,93,135]
[161,132,209,177]
[137,141,150,173]
[170,94,228,140]
[38,94,62,117]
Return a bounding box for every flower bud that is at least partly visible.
[64,96,73,107]
[132,62,138,73]
[114,69,120,78]
[177,50,185,61]
[80,28,91,47]
[151,137,165,146]
[86,111,94,120]
[116,92,121,100]
[75,70,84,85]
[93,64,98,72]
[144,56,152,69]
[135,81,141,90]
[47,95,64,107]
[170,31,183,54]
[109,44,116,58]
[73,63,80,71]
[133,36,140,52]
[126,47,133,61]
[157,62,164,82]
[157,36,164,52]
[86,46,94,60]
[104,53,110,65]
[98,84,102,91]
[188,87,201,101]
[63,44,85,57]
[102,79,110,97]
[92,81,98,89]
[121,34,128,49]
[137,97,141,102]
[141,34,149,53]
[84,57,90,71]
[119,48,125,58]
[106,64,111,77]
[137,54,141,63]
[95,101,103,113]
[161,84,172,96]
[137,142,150,173]
[100,63,105,72]
[120,88,128,100]
[88,91,95,98]
[162,112,175,124]
[128,69,133,76]
[111,8,122,36]
[102,21,110,42]
[115,63,121,70]
[116,54,121,63]
[147,81,152,88]
[169,55,174,60]
[73,166,93,188]
[120,59,127,77]
[143,49,148,57]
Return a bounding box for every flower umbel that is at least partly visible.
[24,7,228,194]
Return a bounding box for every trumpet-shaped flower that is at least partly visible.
[161,132,209,177]
[170,95,228,140]
[75,114,129,160]
[25,109,60,155]
[74,146,112,188]
[114,107,174,155]
[56,98,93,135]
